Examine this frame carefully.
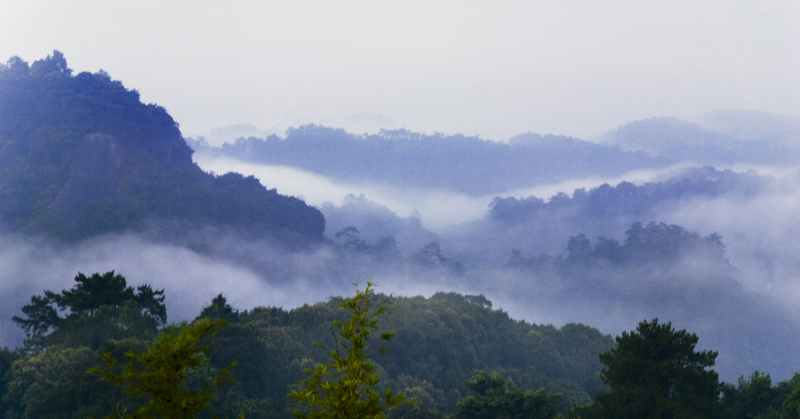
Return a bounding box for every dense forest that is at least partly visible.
[4,273,800,418]
[2,273,613,418]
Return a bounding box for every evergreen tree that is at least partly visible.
[578,319,720,418]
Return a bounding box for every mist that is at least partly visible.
[194,154,697,234]
[186,141,800,382]
[0,231,350,348]
[195,153,800,381]
[195,155,494,230]
[4,163,800,382]
[656,172,800,312]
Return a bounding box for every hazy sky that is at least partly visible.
[2,1,799,141]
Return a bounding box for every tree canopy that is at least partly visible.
[12,271,166,349]
[454,371,560,419]
[577,319,720,418]
[89,317,236,419]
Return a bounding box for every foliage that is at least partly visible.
[777,373,800,419]
[4,345,113,419]
[12,271,166,349]
[290,282,406,419]
[578,319,720,419]
[2,283,615,418]
[198,294,241,323]
[0,348,15,415]
[719,371,788,419]
[88,317,236,419]
[453,370,561,419]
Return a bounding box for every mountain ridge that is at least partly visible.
[0,51,324,242]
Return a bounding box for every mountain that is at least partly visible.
[0,51,324,242]
[600,116,798,165]
[188,125,670,196]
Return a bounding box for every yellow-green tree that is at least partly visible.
[89,317,236,419]
[290,282,406,419]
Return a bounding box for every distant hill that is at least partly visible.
[189,125,671,196]
[697,109,800,148]
[600,116,799,165]
[0,51,324,241]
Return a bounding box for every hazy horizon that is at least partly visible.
[3,1,798,142]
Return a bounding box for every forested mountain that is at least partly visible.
[0,274,612,418]
[498,221,800,382]
[447,166,770,261]
[0,51,324,241]
[187,125,669,196]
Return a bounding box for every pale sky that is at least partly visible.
[2,1,799,141]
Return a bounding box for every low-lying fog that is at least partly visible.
[194,155,694,231]
[6,150,800,383]
[0,232,347,348]
[188,152,800,382]
[193,152,800,310]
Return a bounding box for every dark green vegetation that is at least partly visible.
[572,319,720,418]
[5,275,800,418]
[565,319,800,419]
[331,215,796,383]
[2,272,612,418]
[0,51,323,241]
[453,371,561,419]
[12,271,166,349]
[188,126,667,196]
[89,318,236,419]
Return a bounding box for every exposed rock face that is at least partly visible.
[50,133,124,219]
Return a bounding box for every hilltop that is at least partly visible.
[0,51,324,242]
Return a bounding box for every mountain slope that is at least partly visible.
[0,51,324,241]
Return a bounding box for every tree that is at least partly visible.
[89,317,236,419]
[719,371,785,419]
[454,370,561,419]
[335,226,367,250]
[13,271,166,349]
[413,241,448,267]
[583,319,720,418]
[566,233,592,258]
[290,281,406,419]
[777,373,800,419]
[198,293,240,323]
